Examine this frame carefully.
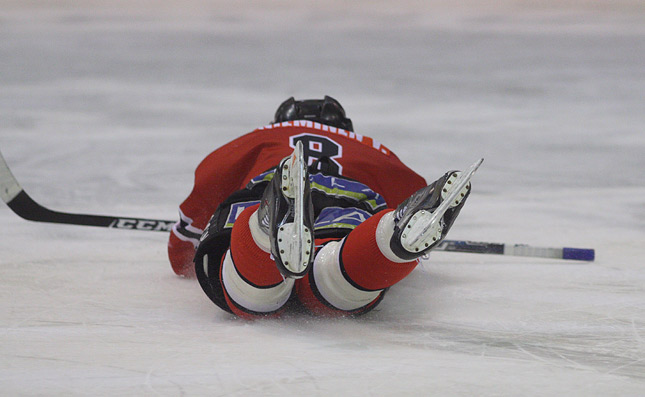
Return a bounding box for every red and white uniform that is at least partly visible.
[168,121,427,318]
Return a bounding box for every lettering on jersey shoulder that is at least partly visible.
[289,133,343,175]
[257,120,390,156]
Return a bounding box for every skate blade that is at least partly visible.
[276,141,313,278]
[401,158,483,252]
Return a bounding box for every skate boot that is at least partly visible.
[390,158,483,261]
[257,141,315,279]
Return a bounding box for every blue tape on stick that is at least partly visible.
[562,247,595,261]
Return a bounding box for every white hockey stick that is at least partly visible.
[435,240,594,261]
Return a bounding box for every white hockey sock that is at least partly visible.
[248,210,271,253]
[374,211,414,263]
[311,240,382,311]
[221,250,294,313]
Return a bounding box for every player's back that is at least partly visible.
[220,121,427,207]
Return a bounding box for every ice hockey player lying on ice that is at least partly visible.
[168,96,473,319]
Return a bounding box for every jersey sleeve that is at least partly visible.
[168,133,267,276]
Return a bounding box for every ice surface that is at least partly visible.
[1,1,644,395]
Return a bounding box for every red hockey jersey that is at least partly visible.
[168,121,427,276]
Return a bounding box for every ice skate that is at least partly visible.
[257,141,315,279]
[390,158,483,261]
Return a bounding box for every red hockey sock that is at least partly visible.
[229,204,283,286]
[341,210,418,291]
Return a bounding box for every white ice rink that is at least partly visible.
[1,1,644,395]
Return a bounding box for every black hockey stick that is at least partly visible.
[1,149,594,260]
[0,149,175,232]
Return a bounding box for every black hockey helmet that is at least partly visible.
[273,96,353,132]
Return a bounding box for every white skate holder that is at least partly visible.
[402,158,484,252]
[276,141,313,278]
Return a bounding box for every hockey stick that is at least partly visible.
[1,149,594,260]
[0,149,175,232]
[435,240,594,262]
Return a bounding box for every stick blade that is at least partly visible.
[0,149,24,204]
